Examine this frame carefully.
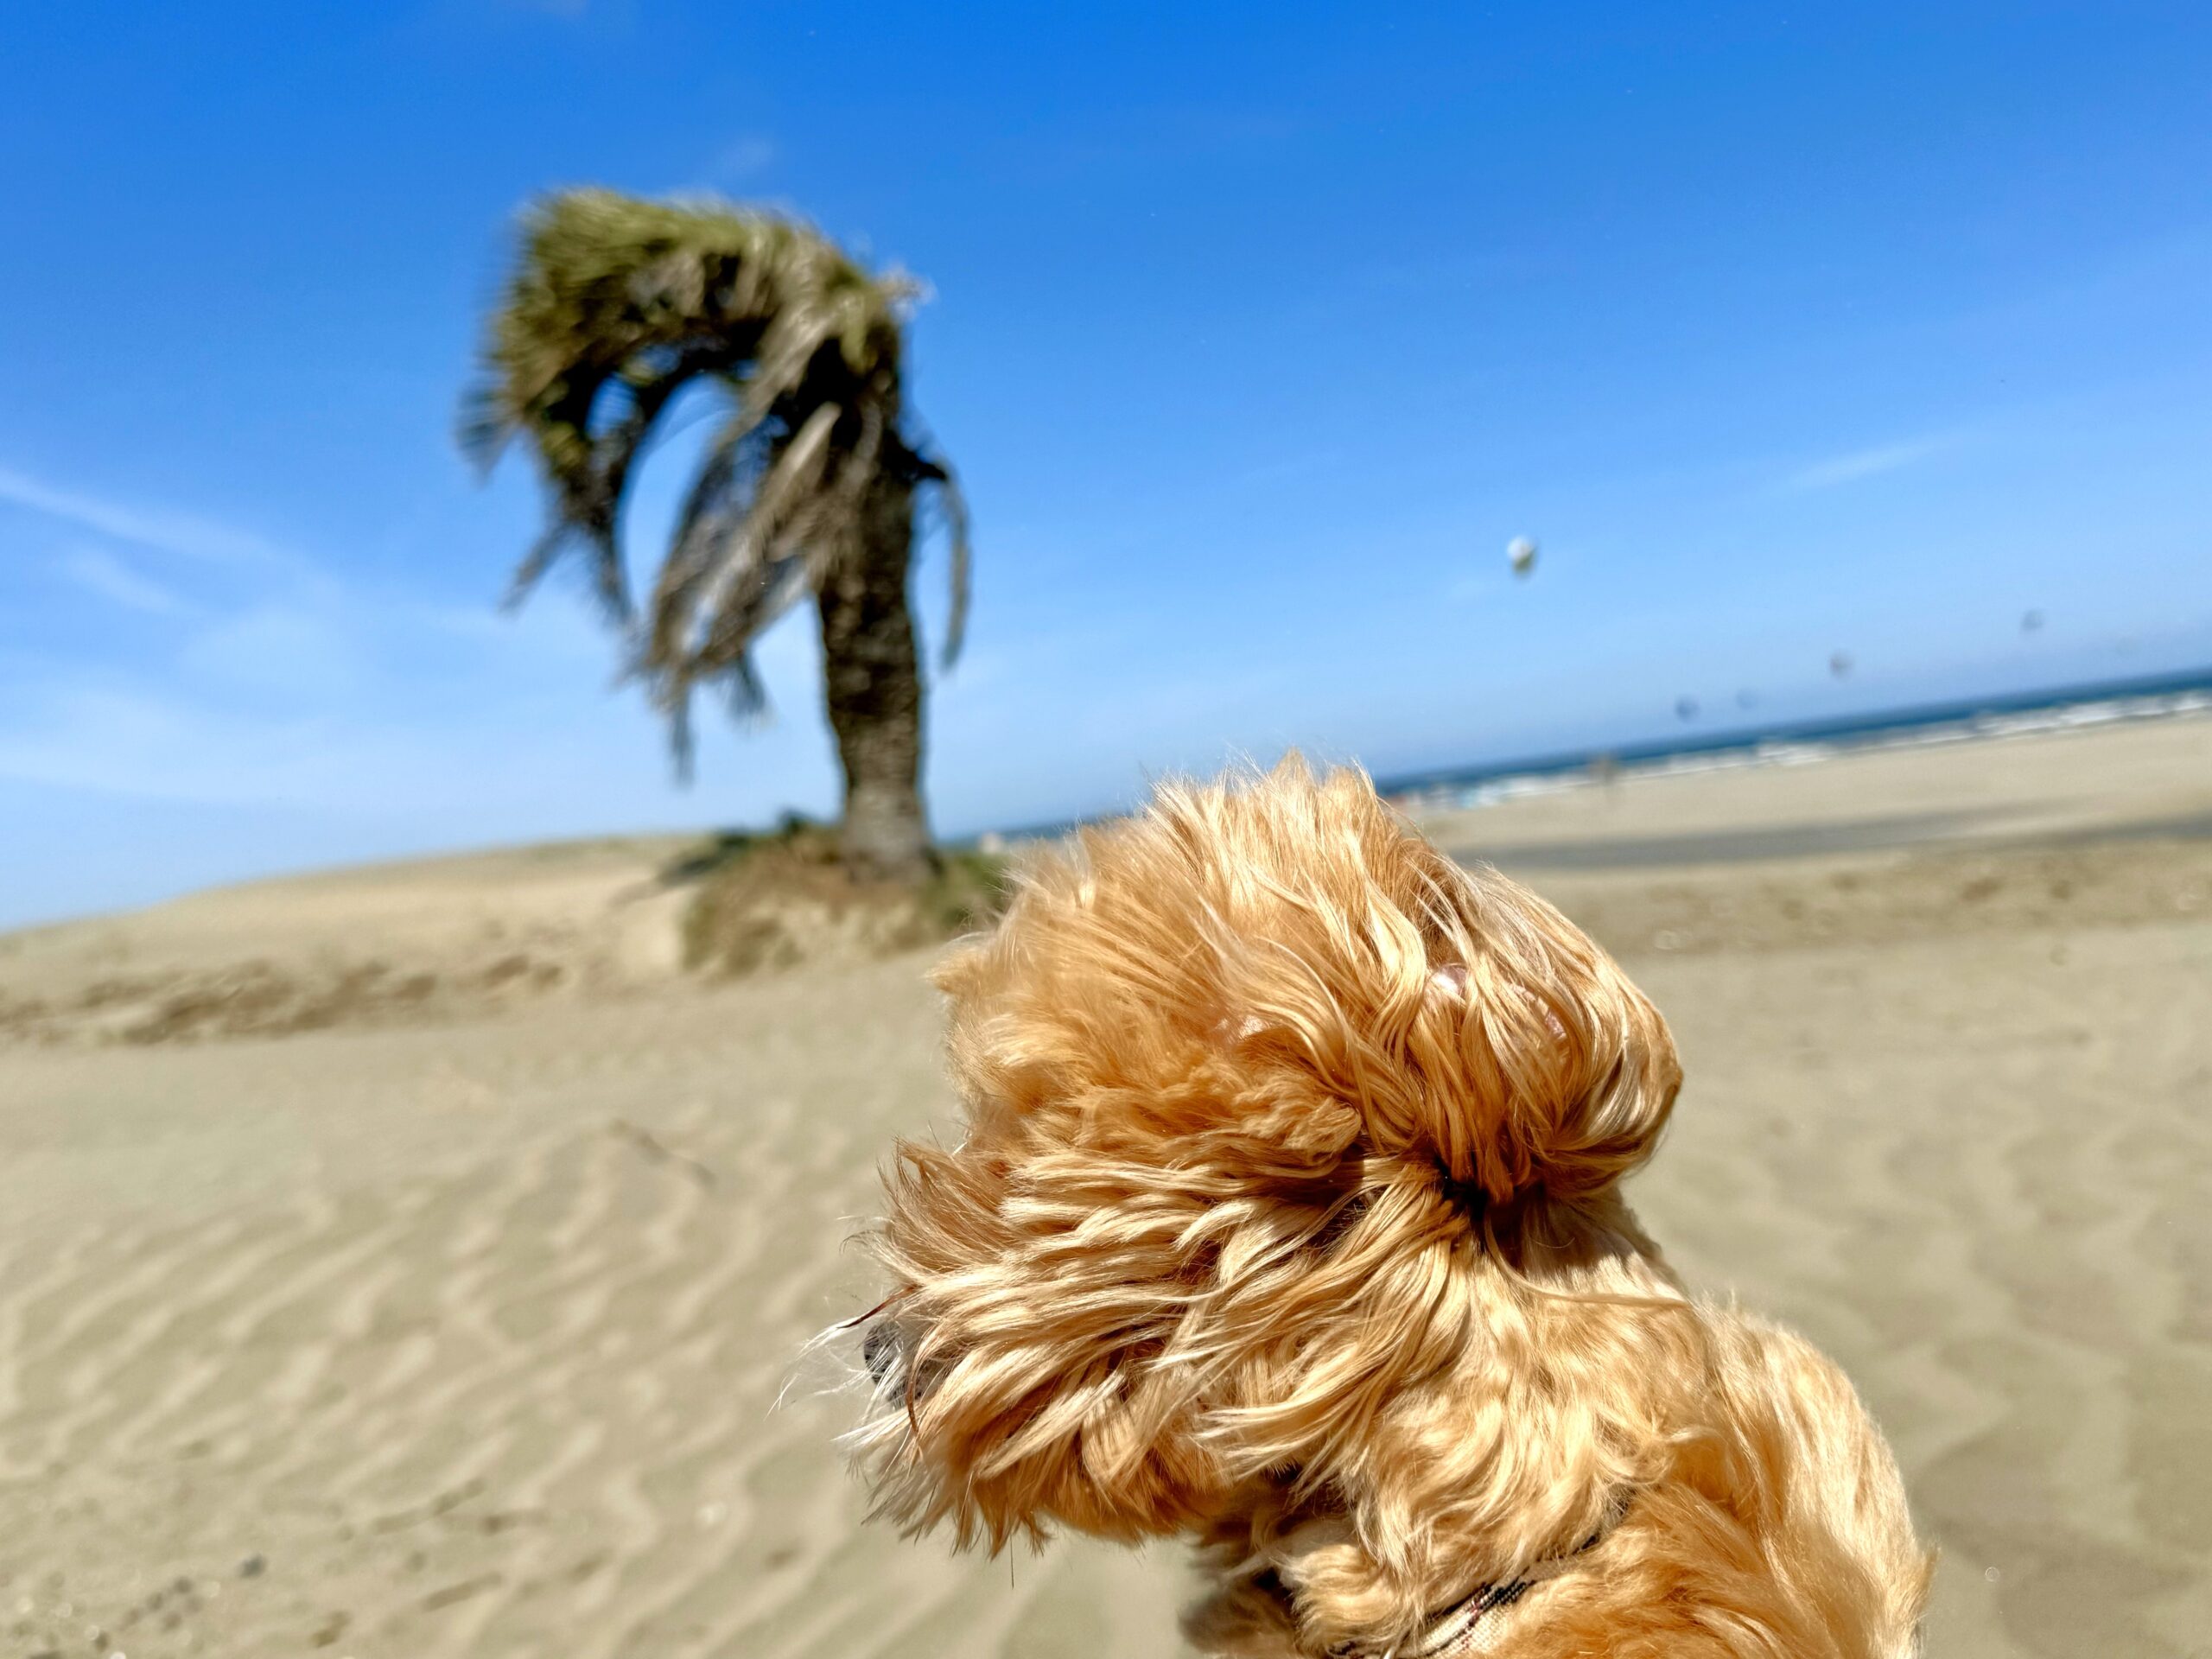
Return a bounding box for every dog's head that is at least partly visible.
[850,762,1683,1567]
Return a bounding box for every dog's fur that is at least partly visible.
[849,761,1930,1656]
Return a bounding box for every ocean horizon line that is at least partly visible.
[967,663,2212,848]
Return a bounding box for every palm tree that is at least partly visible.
[462,188,969,880]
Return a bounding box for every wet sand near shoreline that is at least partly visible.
[0,714,2207,1657]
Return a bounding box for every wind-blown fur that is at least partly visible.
[848,760,1930,1656]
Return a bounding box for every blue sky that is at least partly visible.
[3,2,2209,927]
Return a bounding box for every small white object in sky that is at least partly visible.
[1507,536,1537,578]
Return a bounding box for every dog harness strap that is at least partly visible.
[1338,1510,1620,1658]
[1402,1578,1533,1656]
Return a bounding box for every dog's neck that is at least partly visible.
[1215,1497,1624,1658]
[1325,1535,1603,1657]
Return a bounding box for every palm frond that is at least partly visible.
[647,401,841,677]
[904,442,971,666]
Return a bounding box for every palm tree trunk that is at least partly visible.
[817,475,932,881]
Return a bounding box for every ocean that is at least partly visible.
[963,666,2212,850]
[1375,665,2212,813]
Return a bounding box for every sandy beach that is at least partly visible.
[2,713,2208,1659]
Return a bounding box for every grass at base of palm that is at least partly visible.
[671,818,1009,977]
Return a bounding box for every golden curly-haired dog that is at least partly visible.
[848,761,1930,1656]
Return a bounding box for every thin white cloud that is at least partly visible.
[0,463,297,569]
[54,546,195,614]
[179,606,371,697]
[1778,437,1948,493]
[0,682,474,811]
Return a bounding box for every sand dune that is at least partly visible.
[1,715,2208,1657]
